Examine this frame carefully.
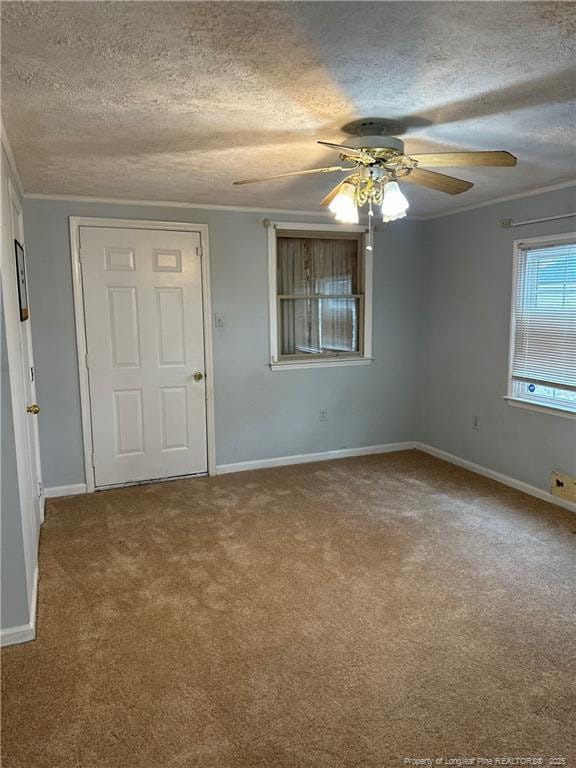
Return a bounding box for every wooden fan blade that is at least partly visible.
[410,151,517,167]
[317,141,373,162]
[233,166,350,185]
[403,167,473,195]
[320,176,356,207]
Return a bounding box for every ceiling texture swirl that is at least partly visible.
[2,1,575,216]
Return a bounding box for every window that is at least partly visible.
[507,235,576,416]
[268,223,372,369]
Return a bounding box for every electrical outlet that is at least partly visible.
[472,416,480,430]
[550,471,576,503]
[319,408,328,422]
[214,313,226,328]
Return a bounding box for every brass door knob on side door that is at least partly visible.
[193,371,204,382]
[26,404,40,414]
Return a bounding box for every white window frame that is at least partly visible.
[505,231,576,420]
[267,221,373,371]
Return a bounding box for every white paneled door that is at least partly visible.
[9,187,43,525]
[80,226,207,487]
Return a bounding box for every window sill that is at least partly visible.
[503,396,576,420]
[270,357,374,371]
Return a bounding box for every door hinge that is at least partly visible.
[38,481,42,496]
[196,245,203,257]
[91,452,96,468]
[30,365,34,382]
[85,352,90,369]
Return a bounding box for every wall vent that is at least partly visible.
[550,471,576,503]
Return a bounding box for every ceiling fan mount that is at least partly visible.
[339,117,406,158]
[338,134,406,157]
[342,117,407,138]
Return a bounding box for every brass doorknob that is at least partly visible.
[193,371,204,382]
[27,404,40,415]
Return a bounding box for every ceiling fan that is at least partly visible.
[233,118,517,243]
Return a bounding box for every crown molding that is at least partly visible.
[21,179,576,222]
[22,192,337,218]
[1,121,25,198]
[417,179,576,221]
[23,192,425,227]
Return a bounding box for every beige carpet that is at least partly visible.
[2,450,575,767]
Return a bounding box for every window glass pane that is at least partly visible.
[524,245,576,312]
[511,380,576,413]
[277,237,358,296]
[321,297,359,352]
[510,240,576,412]
[280,298,360,356]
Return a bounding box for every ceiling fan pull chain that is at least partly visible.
[366,201,374,252]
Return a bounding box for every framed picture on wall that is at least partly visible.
[14,239,29,321]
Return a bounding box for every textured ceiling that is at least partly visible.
[2,1,575,216]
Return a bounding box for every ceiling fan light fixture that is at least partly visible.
[328,181,359,224]
[381,181,409,222]
[232,120,514,228]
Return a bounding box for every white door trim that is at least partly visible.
[69,216,216,492]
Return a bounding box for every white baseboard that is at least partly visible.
[1,566,38,648]
[216,442,417,475]
[43,448,574,515]
[44,483,87,498]
[415,443,576,514]
[217,442,575,513]
[0,623,35,647]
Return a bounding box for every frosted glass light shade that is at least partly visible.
[329,182,359,224]
[382,181,409,222]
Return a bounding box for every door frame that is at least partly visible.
[69,216,216,492]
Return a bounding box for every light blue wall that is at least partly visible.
[22,186,576,496]
[420,185,576,490]
[22,199,425,487]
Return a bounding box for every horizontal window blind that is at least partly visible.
[511,241,576,404]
